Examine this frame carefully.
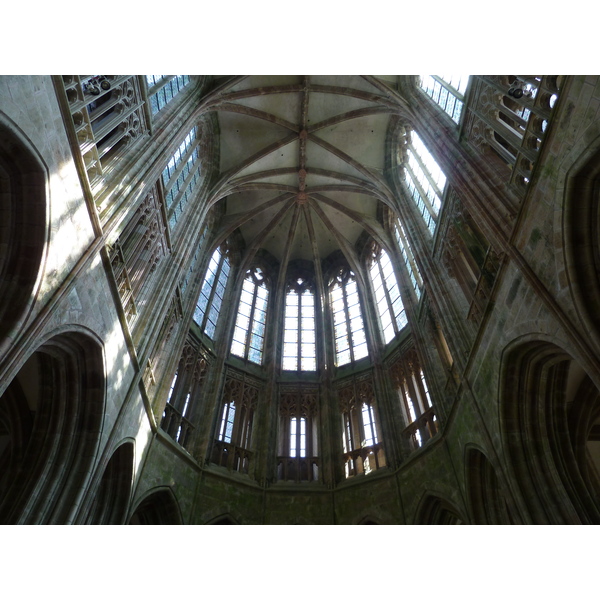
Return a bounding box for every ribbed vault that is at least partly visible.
[204,75,406,275]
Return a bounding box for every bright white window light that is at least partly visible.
[283,279,317,371]
[330,270,368,366]
[369,247,407,343]
[419,75,469,124]
[194,247,230,339]
[231,268,269,365]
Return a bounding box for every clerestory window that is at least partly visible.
[403,130,447,236]
[230,267,269,365]
[146,76,191,116]
[330,269,368,366]
[194,246,230,339]
[419,75,469,124]
[368,245,407,344]
[394,220,423,301]
[282,278,317,371]
[161,127,202,230]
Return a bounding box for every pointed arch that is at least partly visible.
[0,113,48,358]
[466,446,517,525]
[129,487,183,525]
[85,440,135,524]
[564,136,600,351]
[414,493,465,524]
[0,329,105,524]
[500,340,600,524]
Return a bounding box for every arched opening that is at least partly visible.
[415,494,465,524]
[129,488,183,525]
[565,142,600,348]
[466,447,517,525]
[0,331,105,524]
[501,341,600,524]
[208,515,237,525]
[0,116,47,356]
[85,441,134,524]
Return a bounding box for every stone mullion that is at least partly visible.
[410,87,519,245]
[372,359,406,468]
[390,147,474,370]
[396,194,472,381]
[321,281,342,486]
[359,261,385,360]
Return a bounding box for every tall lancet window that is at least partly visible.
[282,278,317,371]
[419,75,469,124]
[404,130,447,236]
[194,246,230,339]
[146,76,191,116]
[368,245,407,344]
[230,267,269,365]
[394,220,424,300]
[330,269,368,366]
[161,127,202,230]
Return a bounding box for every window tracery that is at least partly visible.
[146,76,191,116]
[282,277,317,371]
[59,75,148,199]
[230,267,269,365]
[277,386,319,482]
[389,348,438,452]
[338,375,385,478]
[394,220,423,301]
[211,370,260,474]
[465,75,562,189]
[161,126,202,230]
[401,130,447,235]
[419,75,469,124]
[329,268,369,366]
[193,245,231,339]
[440,192,503,322]
[110,184,169,326]
[368,244,407,344]
[160,341,209,452]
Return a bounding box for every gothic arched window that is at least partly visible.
[419,75,469,124]
[282,278,317,371]
[161,342,208,451]
[368,246,407,344]
[339,376,385,478]
[161,126,202,230]
[390,349,438,452]
[230,268,269,365]
[147,76,191,116]
[394,220,423,300]
[404,130,447,235]
[193,246,230,339]
[277,387,319,482]
[330,269,368,366]
[211,372,259,475]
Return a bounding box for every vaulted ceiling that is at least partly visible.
[204,75,408,275]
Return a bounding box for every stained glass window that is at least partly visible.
[230,268,269,365]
